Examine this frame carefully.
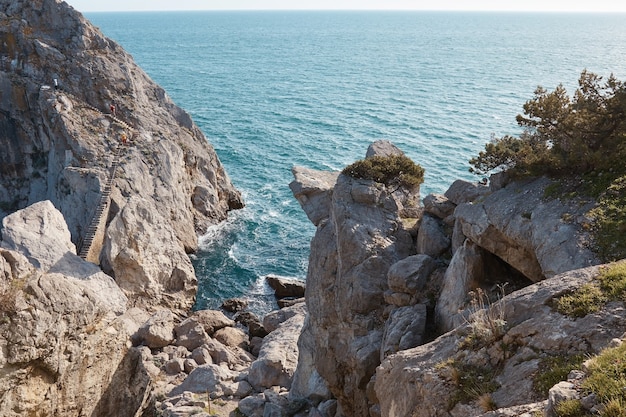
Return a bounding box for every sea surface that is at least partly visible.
[86,11,626,316]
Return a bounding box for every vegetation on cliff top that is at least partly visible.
[342,154,425,190]
[469,70,626,261]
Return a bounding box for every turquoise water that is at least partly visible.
[86,11,626,315]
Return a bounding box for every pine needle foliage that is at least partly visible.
[469,70,626,178]
[342,154,425,189]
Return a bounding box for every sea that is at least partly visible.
[85,11,626,316]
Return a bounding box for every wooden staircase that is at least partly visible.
[77,147,121,259]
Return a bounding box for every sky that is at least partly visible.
[64,0,626,13]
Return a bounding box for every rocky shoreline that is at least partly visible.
[1,1,624,417]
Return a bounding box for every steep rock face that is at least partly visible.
[0,201,151,417]
[290,143,417,416]
[0,0,243,311]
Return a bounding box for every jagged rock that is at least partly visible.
[214,326,249,350]
[248,312,305,390]
[375,265,626,417]
[289,316,331,405]
[221,297,249,312]
[174,317,210,351]
[381,304,428,360]
[416,214,451,257]
[0,0,242,307]
[102,196,197,313]
[235,311,268,338]
[204,338,255,369]
[365,140,404,158]
[290,166,339,226]
[190,347,213,366]
[387,254,438,296]
[164,358,185,375]
[277,297,305,308]
[263,302,307,334]
[168,364,238,397]
[290,145,417,416]
[0,203,154,417]
[238,393,266,417]
[454,176,599,282]
[423,193,456,220]
[266,275,306,299]
[135,309,176,348]
[547,382,578,417]
[435,240,485,332]
[191,309,235,335]
[444,179,490,205]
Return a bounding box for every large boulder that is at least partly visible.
[248,310,306,390]
[0,202,152,417]
[454,177,599,282]
[376,265,626,417]
[102,196,197,313]
[1,200,76,271]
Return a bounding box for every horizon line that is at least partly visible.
[80,8,626,13]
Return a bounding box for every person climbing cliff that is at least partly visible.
[121,132,127,145]
[109,101,116,116]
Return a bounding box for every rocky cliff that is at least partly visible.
[289,141,612,417]
[0,1,244,415]
[0,0,243,312]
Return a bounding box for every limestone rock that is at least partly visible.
[0,0,242,309]
[365,140,404,158]
[444,179,489,205]
[135,309,176,349]
[263,302,307,334]
[289,166,339,226]
[435,240,485,333]
[221,297,249,312]
[290,146,417,416]
[174,317,210,351]
[387,254,437,295]
[455,177,599,282]
[248,312,305,390]
[214,326,249,350]
[168,364,238,397]
[381,304,427,360]
[416,214,450,257]
[423,193,456,220]
[375,265,626,417]
[266,275,306,299]
[191,309,235,335]
[0,205,153,416]
[235,311,268,338]
[102,196,197,313]
[1,201,76,271]
[289,316,331,405]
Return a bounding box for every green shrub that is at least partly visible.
[447,362,500,409]
[588,176,626,261]
[582,343,626,410]
[470,70,626,178]
[533,354,585,397]
[553,262,626,318]
[553,284,607,318]
[342,154,424,190]
[554,399,589,417]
